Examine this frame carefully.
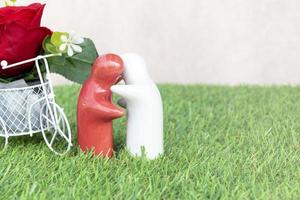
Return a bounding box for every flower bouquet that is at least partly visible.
[0,1,98,84]
[0,1,98,154]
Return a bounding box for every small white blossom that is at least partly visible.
[59,33,84,57]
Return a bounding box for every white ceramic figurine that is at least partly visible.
[111,53,164,159]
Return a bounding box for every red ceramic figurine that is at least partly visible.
[77,54,124,157]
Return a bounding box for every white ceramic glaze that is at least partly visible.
[111,53,163,159]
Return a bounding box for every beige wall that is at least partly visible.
[20,0,300,85]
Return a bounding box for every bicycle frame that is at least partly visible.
[0,54,72,154]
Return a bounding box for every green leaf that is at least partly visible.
[4,0,15,6]
[43,36,59,54]
[47,38,98,84]
[71,39,98,64]
[50,32,68,49]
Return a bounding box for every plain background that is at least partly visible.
[17,0,300,85]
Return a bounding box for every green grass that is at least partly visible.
[0,84,300,199]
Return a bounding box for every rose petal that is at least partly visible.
[0,22,51,77]
[0,3,45,28]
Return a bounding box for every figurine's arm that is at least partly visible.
[93,101,124,119]
[83,99,124,120]
[111,85,140,100]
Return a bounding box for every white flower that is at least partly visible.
[59,33,84,57]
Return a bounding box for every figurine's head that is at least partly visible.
[91,54,124,85]
[121,53,150,84]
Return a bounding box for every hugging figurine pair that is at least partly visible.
[77,53,164,159]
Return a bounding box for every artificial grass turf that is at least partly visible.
[0,84,300,199]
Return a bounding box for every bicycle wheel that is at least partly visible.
[40,102,72,155]
[0,117,8,148]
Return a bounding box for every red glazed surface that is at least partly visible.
[77,54,124,157]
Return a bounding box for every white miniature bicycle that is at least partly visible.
[0,54,72,155]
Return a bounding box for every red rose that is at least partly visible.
[0,3,51,77]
